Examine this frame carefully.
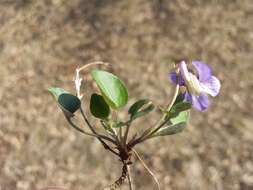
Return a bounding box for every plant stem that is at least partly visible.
[80,106,100,135]
[78,61,109,72]
[130,68,180,146]
[66,116,100,138]
[70,108,119,156]
[119,126,123,144]
[145,81,179,138]
[127,165,133,190]
[132,149,160,190]
[123,121,132,146]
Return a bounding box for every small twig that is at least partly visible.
[132,149,161,190]
[127,165,133,190]
[100,120,122,150]
[80,106,100,135]
[78,61,109,72]
[66,116,101,138]
[79,106,119,156]
[66,116,117,145]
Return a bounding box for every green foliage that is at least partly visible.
[128,99,149,116]
[90,93,110,119]
[152,96,191,137]
[161,93,191,118]
[154,110,190,136]
[168,102,191,118]
[91,69,128,109]
[48,87,68,100]
[48,87,81,117]
[128,99,154,120]
[58,94,81,113]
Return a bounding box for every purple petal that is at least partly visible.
[184,92,192,102]
[191,92,209,111]
[200,76,221,97]
[169,72,185,86]
[192,61,212,82]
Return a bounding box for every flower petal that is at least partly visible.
[192,61,212,82]
[179,61,191,82]
[183,91,192,102]
[200,76,221,97]
[169,72,185,86]
[191,92,209,111]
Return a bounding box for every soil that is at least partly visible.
[0,0,253,190]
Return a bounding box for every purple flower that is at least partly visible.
[170,61,221,111]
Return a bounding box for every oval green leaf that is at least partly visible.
[90,93,110,119]
[48,87,68,100]
[128,99,150,116]
[131,104,155,120]
[58,94,81,114]
[91,69,128,109]
[153,111,190,137]
[48,87,80,117]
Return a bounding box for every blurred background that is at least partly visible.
[0,0,253,189]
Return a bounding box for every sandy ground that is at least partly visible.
[0,0,253,189]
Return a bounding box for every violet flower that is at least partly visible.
[170,61,221,111]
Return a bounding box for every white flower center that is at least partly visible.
[179,61,202,96]
[186,73,202,96]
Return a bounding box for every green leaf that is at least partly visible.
[91,69,128,109]
[131,104,155,120]
[48,87,68,100]
[169,110,190,125]
[174,93,185,104]
[169,102,191,117]
[161,96,191,118]
[128,99,149,116]
[153,111,190,136]
[48,87,81,117]
[58,94,81,114]
[90,93,110,119]
[128,99,154,121]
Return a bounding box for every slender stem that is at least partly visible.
[80,106,99,134]
[154,67,180,128]
[130,69,180,147]
[119,126,123,143]
[139,117,171,143]
[79,106,116,144]
[78,106,120,156]
[132,149,160,190]
[123,121,131,146]
[66,116,117,147]
[78,61,109,72]
[112,130,122,148]
[146,82,179,138]
[127,165,133,190]
[66,116,101,138]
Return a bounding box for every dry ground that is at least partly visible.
[0,0,253,189]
